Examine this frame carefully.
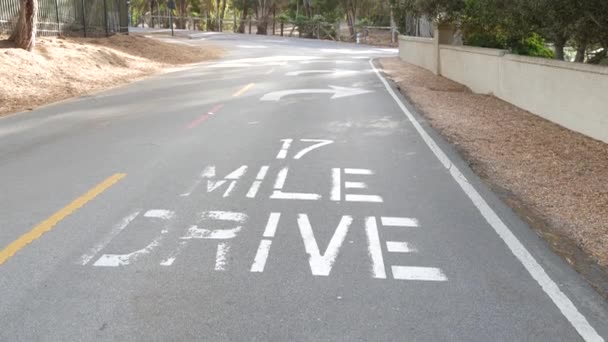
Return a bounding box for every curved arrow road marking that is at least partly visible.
[260,86,372,101]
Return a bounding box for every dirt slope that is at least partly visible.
[0,34,222,116]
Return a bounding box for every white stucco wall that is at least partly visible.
[398,36,436,74]
[397,35,608,143]
[439,45,506,95]
[498,54,608,143]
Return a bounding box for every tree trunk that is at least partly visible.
[575,43,586,63]
[346,10,355,38]
[257,19,267,35]
[220,0,228,32]
[554,36,566,61]
[237,1,248,33]
[215,0,221,31]
[389,7,396,43]
[10,0,38,51]
[340,0,356,39]
[255,0,270,35]
[176,0,187,29]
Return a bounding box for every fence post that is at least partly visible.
[280,22,283,36]
[248,16,252,34]
[431,23,439,75]
[54,0,60,35]
[103,0,108,37]
[81,0,87,37]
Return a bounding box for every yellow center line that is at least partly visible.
[233,83,255,97]
[0,173,127,265]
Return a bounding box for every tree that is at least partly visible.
[214,0,229,31]
[10,0,38,51]
[234,0,254,33]
[339,0,359,38]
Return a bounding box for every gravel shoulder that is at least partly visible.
[379,57,608,296]
[0,34,223,117]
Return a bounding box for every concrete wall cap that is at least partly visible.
[440,45,507,56]
[398,35,434,43]
[503,54,608,75]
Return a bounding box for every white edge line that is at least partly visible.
[369,58,603,342]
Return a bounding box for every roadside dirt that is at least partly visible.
[379,57,608,297]
[0,34,223,116]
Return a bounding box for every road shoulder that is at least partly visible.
[378,56,608,300]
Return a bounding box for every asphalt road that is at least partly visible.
[1,33,607,341]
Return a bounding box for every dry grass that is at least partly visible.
[0,34,223,116]
[380,57,608,268]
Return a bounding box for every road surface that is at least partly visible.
[1,33,607,341]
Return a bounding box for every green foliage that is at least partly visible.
[277,13,291,23]
[513,34,554,58]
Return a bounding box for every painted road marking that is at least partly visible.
[299,60,355,65]
[345,194,383,203]
[381,217,419,228]
[334,168,384,203]
[298,214,353,276]
[144,209,175,220]
[204,165,249,198]
[276,139,293,159]
[181,164,383,202]
[293,139,333,159]
[182,211,247,240]
[344,168,373,175]
[271,167,322,201]
[391,266,447,281]
[78,210,140,265]
[364,217,387,279]
[250,213,281,273]
[250,239,272,273]
[246,165,270,198]
[262,212,281,238]
[160,241,186,267]
[260,86,373,101]
[344,181,366,189]
[181,211,248,271]
[386,241,416,253]
[370,58,603,341]
[233,83,255,97]
[187,104,224,129]
[215,243,230,271]
[331,168,341,201]
[180,179,202,197]
[94,235,163,267]
[0,173,126,265]
[82,211,444,283]
[92,209,175,267]
[366,216,444,281]
[276,138,334,160]
[285,69,360,77]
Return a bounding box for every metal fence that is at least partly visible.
[0,0,128,37]
[134,14,397,45]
